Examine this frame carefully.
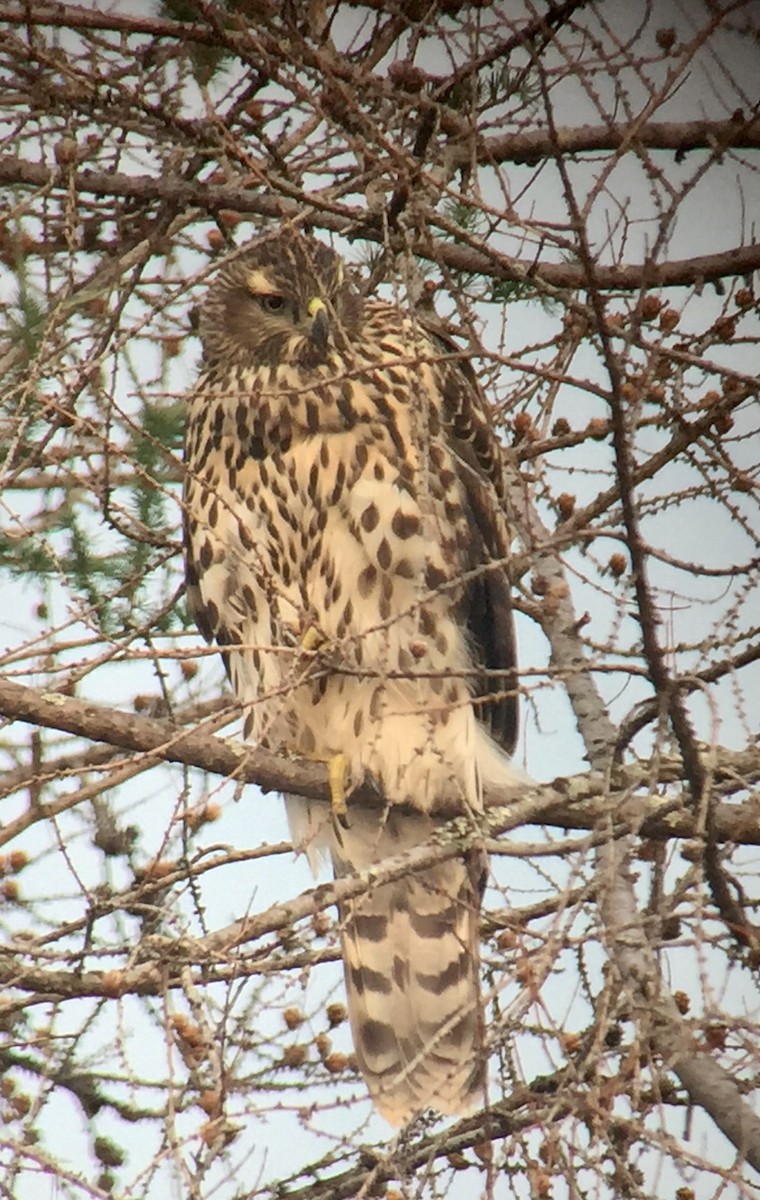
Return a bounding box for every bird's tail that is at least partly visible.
[330,805,486,1125]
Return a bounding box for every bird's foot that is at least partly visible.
[300,624,323,653]
[328,752,348,824]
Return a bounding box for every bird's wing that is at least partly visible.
[434,337,518,755]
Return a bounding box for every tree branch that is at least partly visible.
[0,788,571,1009]
[533,86,760,1169]
[0,678,757,843]
[475,115,760,168]
[602,845,760,1171]
[4,7,760,159]
[1,156,758,290]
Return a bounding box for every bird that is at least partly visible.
[183,230,520,1125]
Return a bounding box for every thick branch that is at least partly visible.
[0,156,758,289]
[0,677,314,797]
[476,115,760,168]
[0,678,757,843]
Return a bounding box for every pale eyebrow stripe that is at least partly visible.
[245,269,276,293]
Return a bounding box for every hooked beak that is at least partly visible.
[308,297,330,351]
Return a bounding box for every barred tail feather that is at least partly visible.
[331,807,486,1125]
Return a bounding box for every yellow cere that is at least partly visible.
[307,297,327,317]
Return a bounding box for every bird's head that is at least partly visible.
[200,233,363,370]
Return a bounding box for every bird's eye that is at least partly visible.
[261,294,285,312]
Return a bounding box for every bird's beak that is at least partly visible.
[308,297,330,351]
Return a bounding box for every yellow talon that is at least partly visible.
[300,624,323,652]
[328,752,348,819]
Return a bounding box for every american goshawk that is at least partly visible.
[183,231,519,1124]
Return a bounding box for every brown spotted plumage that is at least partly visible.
[183,231,520,1124]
